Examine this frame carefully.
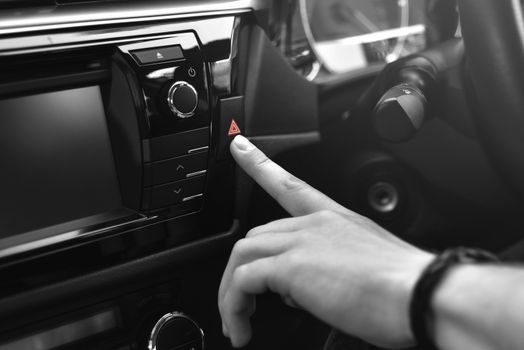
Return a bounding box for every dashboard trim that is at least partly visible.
[0,214,158,261]
[0,220,242,324]
[0,16,237,56]
[0,0,266,36]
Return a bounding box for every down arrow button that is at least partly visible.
[149,176,207,209]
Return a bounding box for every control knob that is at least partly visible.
[167,81,199,119]
[373,84,427,142]
[148,312,204,350]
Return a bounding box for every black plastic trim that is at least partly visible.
[0,220,240,323]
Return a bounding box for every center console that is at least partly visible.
[0,16,246,262]
[0,4,259,349]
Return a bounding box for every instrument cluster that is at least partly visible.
[270,0,458,79]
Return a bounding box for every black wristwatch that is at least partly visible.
[409,247,499,350]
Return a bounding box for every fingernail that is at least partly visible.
[232,135,254,151]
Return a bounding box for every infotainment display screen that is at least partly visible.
[0,86,123,238]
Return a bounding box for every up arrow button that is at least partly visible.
[143,153,208,186]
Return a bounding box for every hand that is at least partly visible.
[218,135,434,348]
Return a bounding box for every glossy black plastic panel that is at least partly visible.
[131,45,184,65]
[0,86,122,237]
[144,153,208,186]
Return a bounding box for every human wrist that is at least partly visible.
[431,265,480,349]
[382,250,435,346]
[409,248,499,350]
[431,264,511,350]
[399,251,436,342]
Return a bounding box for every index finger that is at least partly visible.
[230,135,349,217]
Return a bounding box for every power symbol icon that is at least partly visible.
[188,67,197,78]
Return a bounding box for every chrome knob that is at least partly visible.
[167,81,198,119]
[148,312,204,350]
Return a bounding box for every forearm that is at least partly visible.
[432,265,524,350]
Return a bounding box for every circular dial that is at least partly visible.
[148,312,204,350]
[167,81,198,119]
[299,0,427,72]
[306,0,409,42]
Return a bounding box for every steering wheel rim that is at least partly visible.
[458,0,524,198]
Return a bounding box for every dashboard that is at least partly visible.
[0,1,499,350]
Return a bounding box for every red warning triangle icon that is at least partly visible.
[228,119,242,136]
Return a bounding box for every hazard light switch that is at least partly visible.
[218,96,244,161]
[228,119,242,137]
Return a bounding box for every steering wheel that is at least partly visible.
[321,2,524,349]
[458,0,524,198]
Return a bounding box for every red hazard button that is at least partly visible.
[228,119,242,137]
[219,96,244,161]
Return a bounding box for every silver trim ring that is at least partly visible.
[148,311,205,350]
[167,81,198,119]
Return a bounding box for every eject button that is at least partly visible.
[130,45,184,65]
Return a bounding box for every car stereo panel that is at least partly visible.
[0,20,238,261]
